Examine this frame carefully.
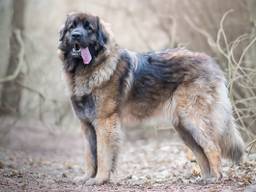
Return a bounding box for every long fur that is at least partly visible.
[58,12,244,184]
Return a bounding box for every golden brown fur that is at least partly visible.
[58,12,244,185]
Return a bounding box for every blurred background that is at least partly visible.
[1,1,256,191]
[0,0,256,146]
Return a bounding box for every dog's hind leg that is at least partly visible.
[175,123,211,179]
[177,111,222,181]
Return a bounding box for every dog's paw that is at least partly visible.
[197,178,214,185]
[197,175,222,185]
[73,174,91,184]
[85,177,108,185]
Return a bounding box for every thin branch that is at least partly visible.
[247,138,256,148]
[0,30,24,83]
[184,15,218,52]
[124,7,153,50]
[15,82,45,121]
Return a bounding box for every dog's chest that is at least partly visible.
[71,94,96,122]
[73,72,92,96]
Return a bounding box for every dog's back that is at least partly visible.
[120,48,224,120]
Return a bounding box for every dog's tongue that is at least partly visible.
[81,47,92,64]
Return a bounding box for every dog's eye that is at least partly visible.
[84,21,94,33]
[87,25,94,33]
[70,21,77,29]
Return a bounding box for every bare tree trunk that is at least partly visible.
[247,0,256,67]
[1,0,26,115]
[0,1,13,113]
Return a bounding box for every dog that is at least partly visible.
[57,12,244,185]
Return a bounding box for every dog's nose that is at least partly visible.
[71,31,82,40]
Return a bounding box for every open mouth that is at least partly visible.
[71,42,92,64]
[72,43,81,57]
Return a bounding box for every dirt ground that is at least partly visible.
[0,121,256,192]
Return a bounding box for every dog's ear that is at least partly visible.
[59,24,66,41]
[96,16,108,47]
[59,13,73,41]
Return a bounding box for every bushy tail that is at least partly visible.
[220,119,245,162]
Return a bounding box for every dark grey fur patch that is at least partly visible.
[71,94,96,123]
[120,49,189,118]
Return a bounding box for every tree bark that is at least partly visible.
[1,0,26,114]
[0,1,13,110]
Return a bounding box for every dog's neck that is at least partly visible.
[67,40,120,96]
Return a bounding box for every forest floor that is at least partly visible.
[0,120,256,192]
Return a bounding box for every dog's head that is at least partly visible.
[58,12,109,67]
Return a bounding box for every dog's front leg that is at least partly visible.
[86,113,122,185]
[74,121,97,183]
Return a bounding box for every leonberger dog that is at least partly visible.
[58,12,244,185]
